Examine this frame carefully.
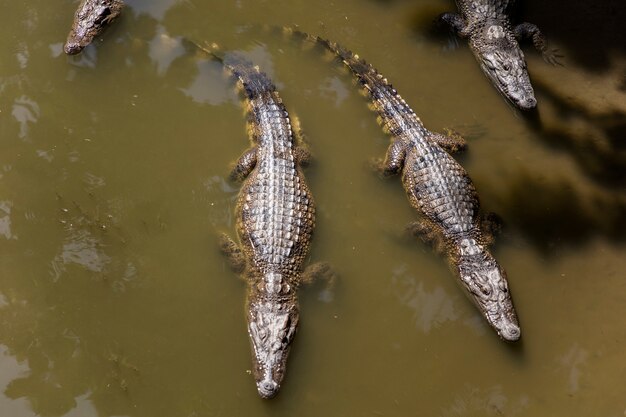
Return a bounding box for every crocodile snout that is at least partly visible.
[257,378,279,399]
[64,41,83,55]
[497,319,521,342]
[516,95,537,110]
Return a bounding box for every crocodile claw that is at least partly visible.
[543,48,564,66]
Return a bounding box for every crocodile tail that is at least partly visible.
[183,38,276,98]
[285,27,389,92]
[452,237,520,341]
[182,38,224,61]
[221,53,277,98]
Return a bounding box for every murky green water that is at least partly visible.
[1,0,625,416]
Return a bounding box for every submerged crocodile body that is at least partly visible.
[64,0,124,55]
[208,47,323,398]
[298,31,520,341]
[440,0,559,109]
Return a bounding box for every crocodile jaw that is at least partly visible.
[456,239,521,341]
[247,295,299,399]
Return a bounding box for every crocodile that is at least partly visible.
[292,30,520,341]
[64,0,124,55]
[439,0,560,109]
[189,43,327,398]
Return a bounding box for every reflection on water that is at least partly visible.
[130,0,188,20]
[181,60,236,105]
[319,76,350,107]
[441,385,530,417]
[0,346,31,416]
[149,25,185,76]
[12,96,39,140]
[1,0,625,416]
[0,201,17,240]
[558,344,588,395]
[58,229,112,273]
[392,264,460,333]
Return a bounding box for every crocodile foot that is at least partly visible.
[480,212,503,246]
[218,233,246,274]
[406,220,446,254]
[301,262,336,285]
[542,48,564,66]
[428,128,467,154]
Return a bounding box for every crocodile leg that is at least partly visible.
[406,220,446,254]
[294,146,312,167]
[427,128,467,154]
[218,233,246,274]
[374,138,407,177]
[101,9,117,25]
[291,113,314,168]
[301,262,335,285]
[229,146,257,182]
[439,12,470,38]
[480,212,502,246]
[513,23,563,66]
[290,114,306,142]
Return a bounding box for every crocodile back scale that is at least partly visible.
[293,31,520,341]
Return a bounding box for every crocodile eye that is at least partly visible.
[502,64,511,72]
[480,285,492,296]
[94,8,112,25]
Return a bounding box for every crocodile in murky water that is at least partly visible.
[188,42,330,398]
[64,0,124,55]
[292,30,520,341]
[440,0,560,109]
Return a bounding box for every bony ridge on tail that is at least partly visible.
[186,39,333,398]
[287,27,520,341]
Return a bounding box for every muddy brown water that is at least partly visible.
[1,0,625,416]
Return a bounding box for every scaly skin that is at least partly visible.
[64,0,124,55]
[215,51,319,398]
[440,0,559,109]
[305,33,520,341]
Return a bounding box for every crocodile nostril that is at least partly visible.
[501,324,521,341]
[523,96,537,109]
[257,379,279,398]
[64,42,82,55]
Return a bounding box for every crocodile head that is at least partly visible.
[246,273,299,399]
[455,238,521,341]
[470,25,537,110]
[64,0,124,55]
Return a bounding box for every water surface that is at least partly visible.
[1,0,625,416]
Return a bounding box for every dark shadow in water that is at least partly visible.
[516,0,626,72]
[476,43,626,254]
[522,80,626,188]
[408,3,461,47]
[408,0,626,73]
[498,171,626,255]
[400,1,626,254]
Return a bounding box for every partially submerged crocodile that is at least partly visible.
[294,30,520,341]
[190,43,327,398]
[440,0,560,109]
[64,0,124,55]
